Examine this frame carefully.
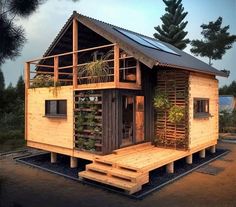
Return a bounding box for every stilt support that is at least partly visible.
[51,152,57,163]
[70,157,78,168]
[210,145,216,154]
[166,162,174,174]
[199,149,206,158]
[186,154,193,164]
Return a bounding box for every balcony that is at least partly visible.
[25,43,141,91]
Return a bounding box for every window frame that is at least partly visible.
[193,98,210,119]
[45,99,67,118]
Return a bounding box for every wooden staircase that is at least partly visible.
[79,143,150,194]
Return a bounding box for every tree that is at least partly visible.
[219,81,236,96]
[16,75,25,100]
[191,17,236,65]
[0,0,79,65]
[153,0,190,50]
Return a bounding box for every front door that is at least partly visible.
[120,95,144,147]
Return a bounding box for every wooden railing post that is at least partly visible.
[25,62,30,89]
[136,60,141,86]
[54,56,59,86]
[114,44,119,86]
[24,62,30,141]
[73,17,78,88]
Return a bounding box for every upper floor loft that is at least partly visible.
[25,43,141,91]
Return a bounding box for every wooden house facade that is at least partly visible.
[24,12,227,194]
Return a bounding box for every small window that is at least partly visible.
[194,98,209,118]
[45,100,67,117]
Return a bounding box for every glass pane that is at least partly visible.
[58,100,67,115]
[121,95,134,147]
[49,100,57,115]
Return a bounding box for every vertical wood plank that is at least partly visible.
[114,44,120,86]
[54,56,59,86]
[73,17,78,89]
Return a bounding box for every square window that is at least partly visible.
[194,98,209,118]
[45,100,67,117]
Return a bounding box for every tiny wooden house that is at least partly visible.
[25,12,227,194]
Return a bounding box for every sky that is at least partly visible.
[1,0,236,87]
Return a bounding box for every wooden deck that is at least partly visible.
[79,140,217,194]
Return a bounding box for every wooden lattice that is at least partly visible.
[155,69,189,150]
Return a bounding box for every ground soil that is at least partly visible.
[0,142,236,207]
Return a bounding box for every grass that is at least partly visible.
[0,129,26,153]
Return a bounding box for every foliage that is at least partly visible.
[0,73,25,152]
[168,105,185,123]
[84,139,95,151]
[153,90,171,110]
[0,0,79,65]
[191,17,236,65]
[153,0,190,50]
[219,81,236,96]
[78,51,113,83]
[219,110,236,133]
[31,74,54,88]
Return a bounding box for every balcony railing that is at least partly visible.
[25,43,141,90]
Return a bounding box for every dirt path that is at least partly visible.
[0,142,236,207]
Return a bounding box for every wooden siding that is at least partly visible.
[188,73,218,149]
[27,86,74,149]
[155,69,189,150]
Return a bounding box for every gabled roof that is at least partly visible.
[43,11,228,77]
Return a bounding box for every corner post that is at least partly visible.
[54,56,59,86]
[24,62,30,140]
[73,17,78,89]
[114,44,120,87]
[136,60,141,86]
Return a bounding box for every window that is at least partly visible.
[194,98,209,118]
[45,100,67,117]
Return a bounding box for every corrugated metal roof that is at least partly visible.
[42,12,228,77]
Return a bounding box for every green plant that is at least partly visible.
[77,137,84,149]
[31,74,54,88]
[168,105,185,124]
[78,51,113,84]
[84,139,95,151]
[153,90,171,110]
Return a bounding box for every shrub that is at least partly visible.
[168,105,185,124]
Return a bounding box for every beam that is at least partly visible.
[73,17,78,88]
[114,44,120,86]
[51,152,57,163]
[70,157,78,168]
[166,162,174,173]
[199,149,206,158]
[186,154,192,164]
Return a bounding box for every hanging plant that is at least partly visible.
[153,90,171,110]
[168,105,185,124]
[78,50,113,84]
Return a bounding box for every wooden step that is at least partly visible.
[86,163,149,184]
[79,170,141,194]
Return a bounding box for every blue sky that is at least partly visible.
[2,0,236,86]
